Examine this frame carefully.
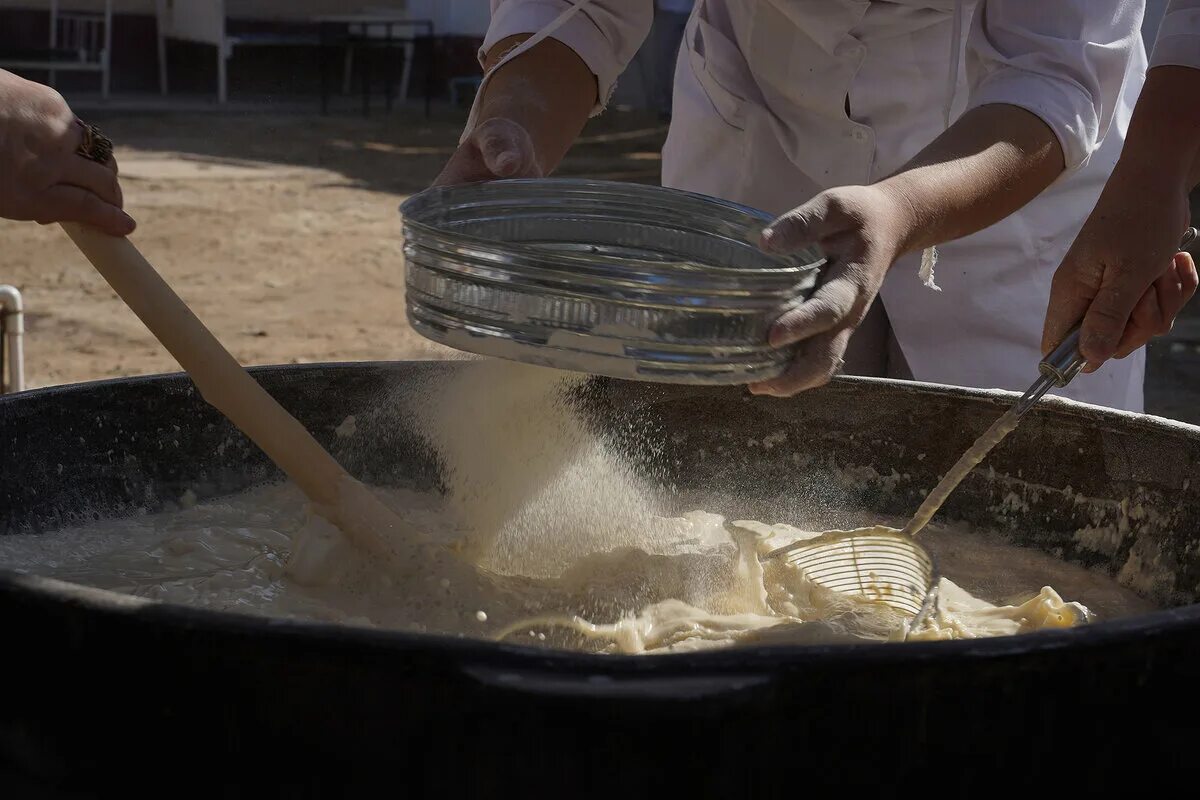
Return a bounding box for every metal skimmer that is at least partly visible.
[401,179,823,385]
[766,228,1200,636]
[765,527,939,635]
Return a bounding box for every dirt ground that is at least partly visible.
[0,108,668,388]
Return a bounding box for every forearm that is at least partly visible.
[476,35,599,175]
[1117,66,1200,192]
[876,104,1065,257]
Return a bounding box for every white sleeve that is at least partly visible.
[470,0,652,131]
[964,0,1142,174]
[1151,0,1200,70]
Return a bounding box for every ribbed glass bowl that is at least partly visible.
[400,179,823,384]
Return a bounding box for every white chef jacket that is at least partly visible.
[470,1,1149,412]
[1153,0,1200,68]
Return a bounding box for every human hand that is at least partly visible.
[1043,164,1198,369]
[432,117,542,187]
[750,184,913,396]
[0,70,133,236]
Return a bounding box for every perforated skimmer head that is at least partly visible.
[766,527,939,635]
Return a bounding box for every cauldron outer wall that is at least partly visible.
[2,363,1199,793]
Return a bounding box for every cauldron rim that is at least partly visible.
[5,362,1200,685]
[10,360,1195,438]
[8,357,1199,418]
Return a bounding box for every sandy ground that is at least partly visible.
[0,108,667,388]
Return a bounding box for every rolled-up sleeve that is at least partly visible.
[1151,0,1200,70]
[965,0,1142,174]
[481,1,652,113]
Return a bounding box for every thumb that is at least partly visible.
[474,118,536,178]
[760,195,831,254]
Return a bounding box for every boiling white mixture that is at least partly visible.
[0,362,1156,653]
[0,481,1153,652]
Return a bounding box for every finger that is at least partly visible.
[1173,250,1198,306]
[1150,258,1188,335]
[60,154,123,207]
[475,119,537,179]
[432,146,495,187]
[1041,254,1097,356]
[38,184,136,236]
[1108,253,1199,361]
[1111,286,1161,360]
[749,327,853,397]
[1078,273,1146,367]
[768,263,861,347]
[760,195,840,254]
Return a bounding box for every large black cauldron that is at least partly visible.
[2,362,1199,796]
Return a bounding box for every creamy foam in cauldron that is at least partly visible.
[0,363,1156,653]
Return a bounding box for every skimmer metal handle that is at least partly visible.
[1039,326,1084,388]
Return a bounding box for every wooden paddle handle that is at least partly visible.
[61,224,347,509]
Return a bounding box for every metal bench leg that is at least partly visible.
[398,41,413,104]
[319,23,329,115]
[156,0,168,94]
[158,35,168,94]
[217,43,228,104]
[49,0,59,87]
[101,0,113,99]
[361,45,370,116]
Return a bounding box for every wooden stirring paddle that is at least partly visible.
[60,223,424,565]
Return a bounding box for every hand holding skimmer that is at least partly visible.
[763,228,1198,635]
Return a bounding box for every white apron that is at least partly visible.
[661,0,1147,411]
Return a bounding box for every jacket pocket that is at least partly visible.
[686,0,759,130]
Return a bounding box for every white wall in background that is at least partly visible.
[0,1,408,20]
[405,0,488,36]
[0,0,139,9]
